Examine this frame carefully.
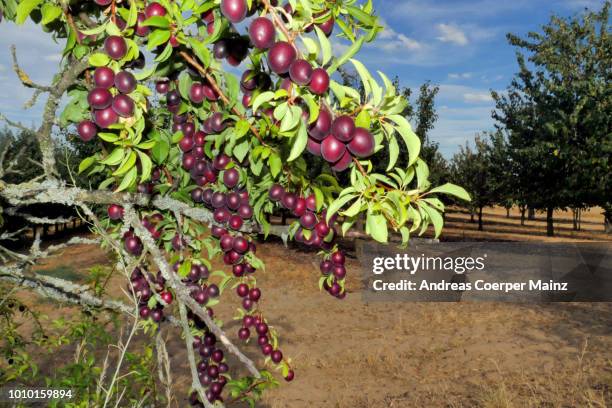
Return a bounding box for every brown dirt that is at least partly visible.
[8,206,612,407]
[442,206,610,243]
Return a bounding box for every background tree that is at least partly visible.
[493,2,611,235]
[450,135,498,231]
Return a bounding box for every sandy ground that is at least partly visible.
[7,206,612,407]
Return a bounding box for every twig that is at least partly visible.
[155,331,174,408]
[10,46,53,92]
[0,112,35,134]
[260,0,296,44]
[64,11,82,45]
[178,51,268,146]
[178,302,214,408]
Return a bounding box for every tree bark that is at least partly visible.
[520,206,526,226]
[478,206,484,231]
[528,207,535,220]
[506,207,510,218]
[546,207,554,237]
[470,209,475,223]
[604,206,612,234]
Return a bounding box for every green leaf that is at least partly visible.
[178,72,193,100]
[98,132,120,143]
[142,16,170,28]
[420,202,443,238]
[355,110,371,128]
[126,0,138,27]
[178,260,192,278]
[40,3,62,25]
[314,26,332,65]
[387,135,399,171]
[155,43,174,62]
[342,198,363,217]
[188,37,211,68]
[252,91,275,113]
[151,138,170,164]
[269,153,282,177]
[415,159,430,189]
[328,36,365,74]
[326,193,357,223]
[147,29,171,50]
[89,53,110,67]
[113,150,137,176]
[16,0,42,24]
[115,166,137,192]
[427,183,471,201]
[78,156,96,174]
[287,122,307,161]
[301,37,318,56]
[366,211,388,243]
[350,58,373,100]
[80,23,108,36]
[233,140,250,162]
[234,120,250,139]
[100,148,125,166]
[105,21,122,36]
[387,114,421,166]
[302,94,319,124]
[346,5,376,26]
[136,150,152,182]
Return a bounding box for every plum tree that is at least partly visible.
[0,0,469,406]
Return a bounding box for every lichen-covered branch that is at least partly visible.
[124,207,262,379]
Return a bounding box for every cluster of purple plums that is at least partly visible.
[129,267,172,322]
[268,184,347,298]
[189,332,230,404]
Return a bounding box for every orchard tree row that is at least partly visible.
[0,0,468,406]
[449,3,610,236]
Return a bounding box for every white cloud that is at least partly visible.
[449,72,473,80]
[436,24,469,46]
[438,85,499,106]
[463,92,494,103]
[377,19,422,51]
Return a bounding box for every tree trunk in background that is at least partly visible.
[478,206,484,231]
[470,209,475,223]
[572,208,578,231]
[546,207,554,237]
[520,206,526,226]
[528,207,535,220]
[605,206,612,234]
[506,207,510,218]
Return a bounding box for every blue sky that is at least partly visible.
[0,0,605,157]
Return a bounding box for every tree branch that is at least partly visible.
[124,207,262,379]
[178,302,214,408]
[0,180,290,237]
[10,45,53,92]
